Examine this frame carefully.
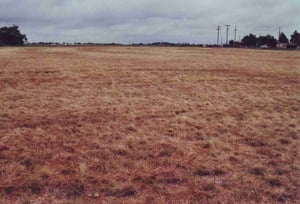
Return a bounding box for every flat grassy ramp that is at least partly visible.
[0,46,299,203]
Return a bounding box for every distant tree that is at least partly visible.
[258,35,277,48]
[290,30,300,46]
[0,25,27,46]
[241,34,257,47]
[279,32,289,43]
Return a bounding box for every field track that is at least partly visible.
[0,46,299,203]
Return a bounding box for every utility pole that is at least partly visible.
[278,26,281,40]
[234,25,237,41]
[216,26,221,45]
[225,25,230,45]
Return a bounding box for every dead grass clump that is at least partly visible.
[4,186,15,195]
[175,110,186,115]
[194,131,205,140]
[0,142,9,151]
[111,146,129,156]
[28,179,42,194]
[195,166,226,177]
[38,166,54,179]
[213,168,226,176]
[229,155,240,163]
[267,177,282,187]
[274,168,288,176]
[156,143,179,157]
[156,171,183,184]
[133,175,156,185]
[202,143,211,149]
[63,179,85,198]
[20,158,33,169]
[195,166,210,176]
[244,138,267,147]
[278,138,291,145]
[20,198,31,204]
[104,185,137,197]
[203,183,217,192]
[134,170,184,186]
[60,168,77,176]
[275,193,294,203]
[256,147,276,158]
[248,166,266,176]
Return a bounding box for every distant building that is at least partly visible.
[277,43,298,49]
[277,43,288,49]
[260,44,269,49]
[229,40,245,48]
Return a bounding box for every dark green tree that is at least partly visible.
[0,25,27,46]
[290,30,300,46]
[279,32,289,43]
[241,34,257,47]
[258,35,277,48]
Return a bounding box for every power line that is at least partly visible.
[216,26,221,45]
[225,25,230,45]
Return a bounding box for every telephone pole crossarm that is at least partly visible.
[225,24,230,45]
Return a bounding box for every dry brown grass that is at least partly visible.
[0,46,299,203]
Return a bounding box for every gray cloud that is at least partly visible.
[0,0,299,43]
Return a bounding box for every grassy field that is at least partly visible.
[0,46,299,203]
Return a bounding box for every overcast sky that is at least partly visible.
[0,0,299,44]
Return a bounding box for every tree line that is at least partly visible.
[1,25,300,48]
[0,25,27,46]
[238,31,300,48]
